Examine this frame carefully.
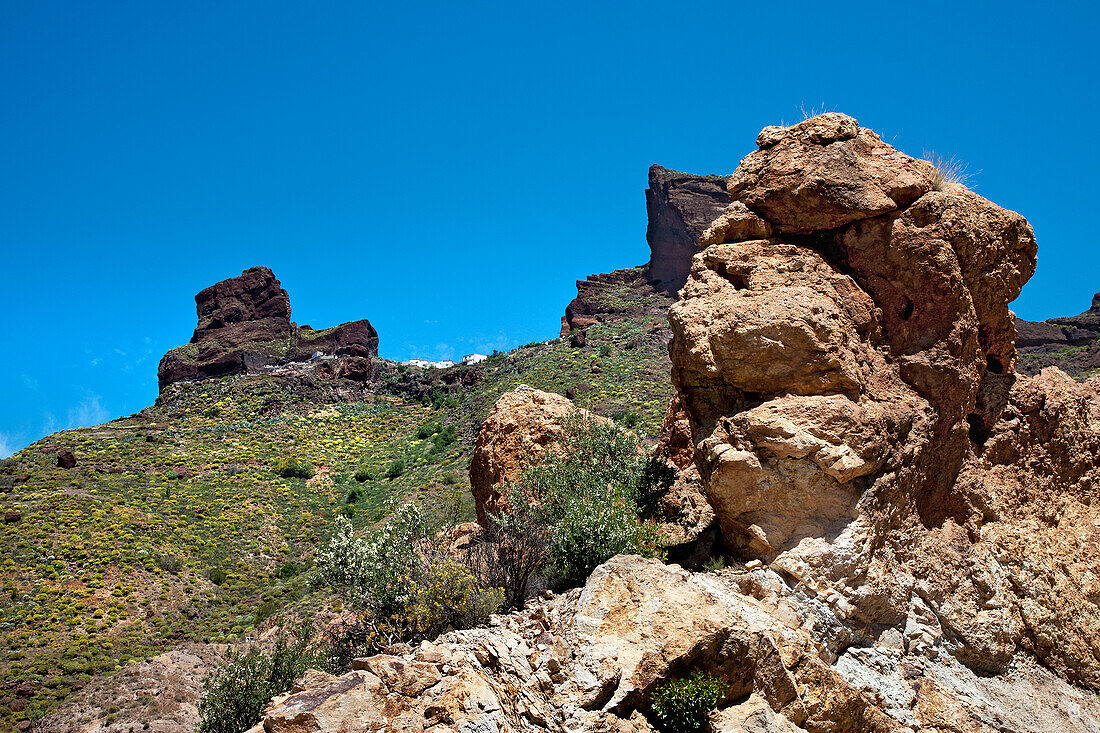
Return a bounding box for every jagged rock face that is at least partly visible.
[670,113,1100,695]
[192,266,291,338]
[157,267,378,390]
[469,385,609,526]
[645,165,731,294]
[252,556,1100,733]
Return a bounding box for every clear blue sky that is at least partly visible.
[1,1,1097,457]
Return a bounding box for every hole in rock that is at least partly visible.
[967,413,989,446]
[985,354,1004,374]
[898,297,914,321]
[715,262,748,290]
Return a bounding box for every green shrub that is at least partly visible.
[273,457,314,480]
[649,671,725,733]
[483,413,663,598]
[197,626,332,733]
[599,343,612,357]
[155,554,182,574]
[276,561,300,580]
[207,568,227,586]
[384,459,405,480]
[353,465,375,483]
[317,507,504,666]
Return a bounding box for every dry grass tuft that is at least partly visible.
[923,152,974,191]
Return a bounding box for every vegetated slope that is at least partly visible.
[0,313,671,730]
[1017,291,1100,377]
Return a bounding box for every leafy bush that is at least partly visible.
[384,459,406,480]
[273,456,314,479]
[317,506,503,665]
[197,626,333,733]
[649,671,725,733]
[479,413,664,600]
[353,465,375,482]
[599,343,613,357]
[207,568,227,586]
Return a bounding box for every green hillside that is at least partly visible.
[0,311,673,729]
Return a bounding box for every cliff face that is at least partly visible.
[644,165,732,294]
[558,166,730,336]
[157,267,378,390]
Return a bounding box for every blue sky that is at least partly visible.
[1,1,1097,457]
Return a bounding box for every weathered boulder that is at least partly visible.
[727,113,935,233]
[669,113,1100,696]
[645,165,732,293]
[56,449,76,469]
[469,385,609,525]
[157,267,378,390]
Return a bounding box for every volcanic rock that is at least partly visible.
[645,165,732,293]
[56,449,76,469]
[157,267,378,390]
[727,113,936,233]
[469,385,610,525]
[669,113,1100,699]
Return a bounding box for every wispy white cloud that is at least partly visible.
[66,394,110,429]
[0,433,15,459]
[20,374,38,390]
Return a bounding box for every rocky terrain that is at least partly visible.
[6,113,1100,733]
[243,113,1100,732]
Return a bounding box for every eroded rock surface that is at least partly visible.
[669,113,1100,702]
[469,385,610,525]
[252,556,1100,733]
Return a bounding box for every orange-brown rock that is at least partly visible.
[669,112,1100,700]
[727,113,936,233]
[469,385,610,526]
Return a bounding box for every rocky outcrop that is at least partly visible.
[645,166,732,294]
[1016,292,1100,376]
[560,268,673,336]
[251,556,1100,733]
[668,113,1100,704]
[469,385,609,526]
[157,267,378,390]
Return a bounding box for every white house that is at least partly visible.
[461,353,488,365]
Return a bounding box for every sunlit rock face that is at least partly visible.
[670,113,1100,686]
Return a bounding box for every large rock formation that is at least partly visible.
[469,385,610,526]
[157,267,378,390]
[560,268,673,337]
[669,113,1100,694]
[224,116,1100,733]
[559,166,730,336]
